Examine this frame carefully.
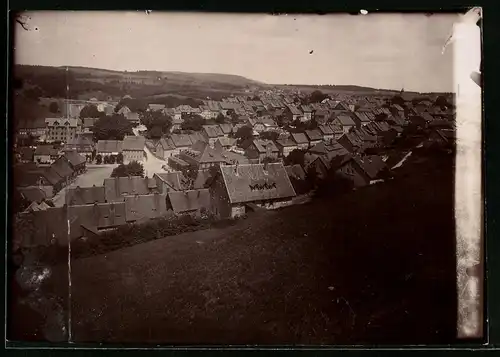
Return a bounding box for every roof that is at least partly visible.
[25,201,51,212]
[354,112,372,123]
[68,202,127,235]
[19,147,34,161]
[45,118,79,127]
[251,139,279,153]
[157,137,175,150]
[148,104,166,111]
[305,129,322,141]
[42,167,63,185]
[181,141,228,165]
[123,136,146,151]
[318,125,334,135]
[275,138,297,148]
[202,125,224,138]
[65,135,94,151]
[218,163,296,204]
[17,117,47,130]
[97,140,123,153]
[125,112,140,121]
[18,186,47,203]
[34,145,59,157]
[170,134,193,148]
[50,156,74,178]
[291,132,309,145]
[335,115,356,126]
[218,150,249,165]
[63,150,86,167]
[66,186,106,205]
[219,123,233,134]
[83,117,99,128]
[308,141,350,162]
[301,105,313,113]
[286,105,302,116]
[154,172,183,191]
[285,164,306,181]
[124,193,167,222]
[216,137,237,147]
[352,155,387,180]
[104,176,151,202]
[168,189,211,214]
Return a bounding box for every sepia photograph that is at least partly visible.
[8,10,483,346]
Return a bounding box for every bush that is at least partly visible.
[95,155,102,164]
[109,155,116,164]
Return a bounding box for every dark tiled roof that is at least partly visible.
[64,150,86,167]
[66,186,106,205]
[154,172,183,191]
[123,136,145,151]
[202,125,224,138]
[124,193,167,222]
[285,164,306,181]
[50,157,74,178]
[170,134,193,148]
[251,139,279,153]
[353,155,386,180]
[219,163,296,204]
[18,186,47,203]
[168,189,211,214]
[335,115,356,126]
[97,140,123,153]
[35,145,59,157]
[305,129,322,141]
[104,176,150,202]
[291,132,309,145]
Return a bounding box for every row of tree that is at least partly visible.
[95,153,124,165]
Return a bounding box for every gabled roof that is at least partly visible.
[148,104,166,111]
[308,141,350,162]
[202,125,224,138]
[218,163,296,204]
[188,132,207,145]
[50,156,74,178]
[286,105,302,116]
[123,136,145,151]
[251,139,279,153]
[167,189,211,214]
[45,118,79,127]
[104,176,150,202]
[181,141,228,165]
[285,164,306,181]
[276,138,298,148]
[18,186,47,203]
[352,155,387,180]
[154,172,183,191]
[124,193,167,222]
[97,140,123,153]
[305,129,322,141]
[354,112,372,123]
[219,123,233,134]
[34,145,59,157]
[318,125,334,135]
[65,135,94,151]
[218,150,249,165]
[291,132,309,145]
[301,105,313,113]
[335,115,356,126]
[66,186,106,205]
[83,117,99,128]
[216,137,237,147]
[42,167,63,185]
[63,150,86,167]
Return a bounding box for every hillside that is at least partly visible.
[13,65,268,101]
[9,149,456,344]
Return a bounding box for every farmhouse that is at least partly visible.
[209,163,297,219]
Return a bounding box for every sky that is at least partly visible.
[14,11,459,93]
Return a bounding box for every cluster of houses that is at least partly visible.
[13,89,456,248]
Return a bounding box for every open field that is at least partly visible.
[9,151,456,345]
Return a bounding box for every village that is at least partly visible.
[12,86,455,252]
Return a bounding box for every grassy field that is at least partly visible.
[6,149,456,345]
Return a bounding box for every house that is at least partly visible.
[18,186,49,204]
[313,109,331,125]
[148,104,166,112]
[329,101,351,115]
[426,129,455,149]
[305,129,323,147]
[34,145,60,165]
[17,118,47,138]
[275,137,299,157]
[122,136,146,163]
[65,185,106,206]
[317,125,334,142]
[104,176,153,202]
[335,155,387,187]
[290,132,310,150]
[82,117,99,132]
[337,132,366,154]
[328,122,344,140]
[153,172,184,193]
[168,156,191,172]
[67,202,127,239]
[64,135,94,156]
[179,141,229,170]
[284,105,303,122]
[45,118,80,143]
[166,189,211,215]
[218,150,249,166]
[308,141,350,165]
[96,140,123,157]
[50,156,75,186]
[153,137,176,160]
[214,137,237,151]
[117,105,131,116]
[218,123,233,137]
[244,139,279,161]
[125,112,140,125]
[351,112,372,128]
[300,105,313,121]
[124,193,167,223]
[63,150,87,174]
[188,131,207,145]
[285,164,306,182]
[209,163,296,219]
[332,115,356,134]
[202,125,225,146]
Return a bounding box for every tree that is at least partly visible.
[49,101,59,113]
[116,152,124,164]
[24,87,43,101]
[140,110,172,137]
[435,95,450,108]
[234,125,253,142]
[80,104,102,118]
[259,131,280,141]
[215,113,226,124]
[284,149,306,167]
[103,156,110,164]
[96,154,102,164]
[93,114,133,141]
[111,161,145,178]
[309,90,328,104]
[109,155,116,164]
[391,95,406,107]
[181,114,205,131]
[251,95,260,101]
